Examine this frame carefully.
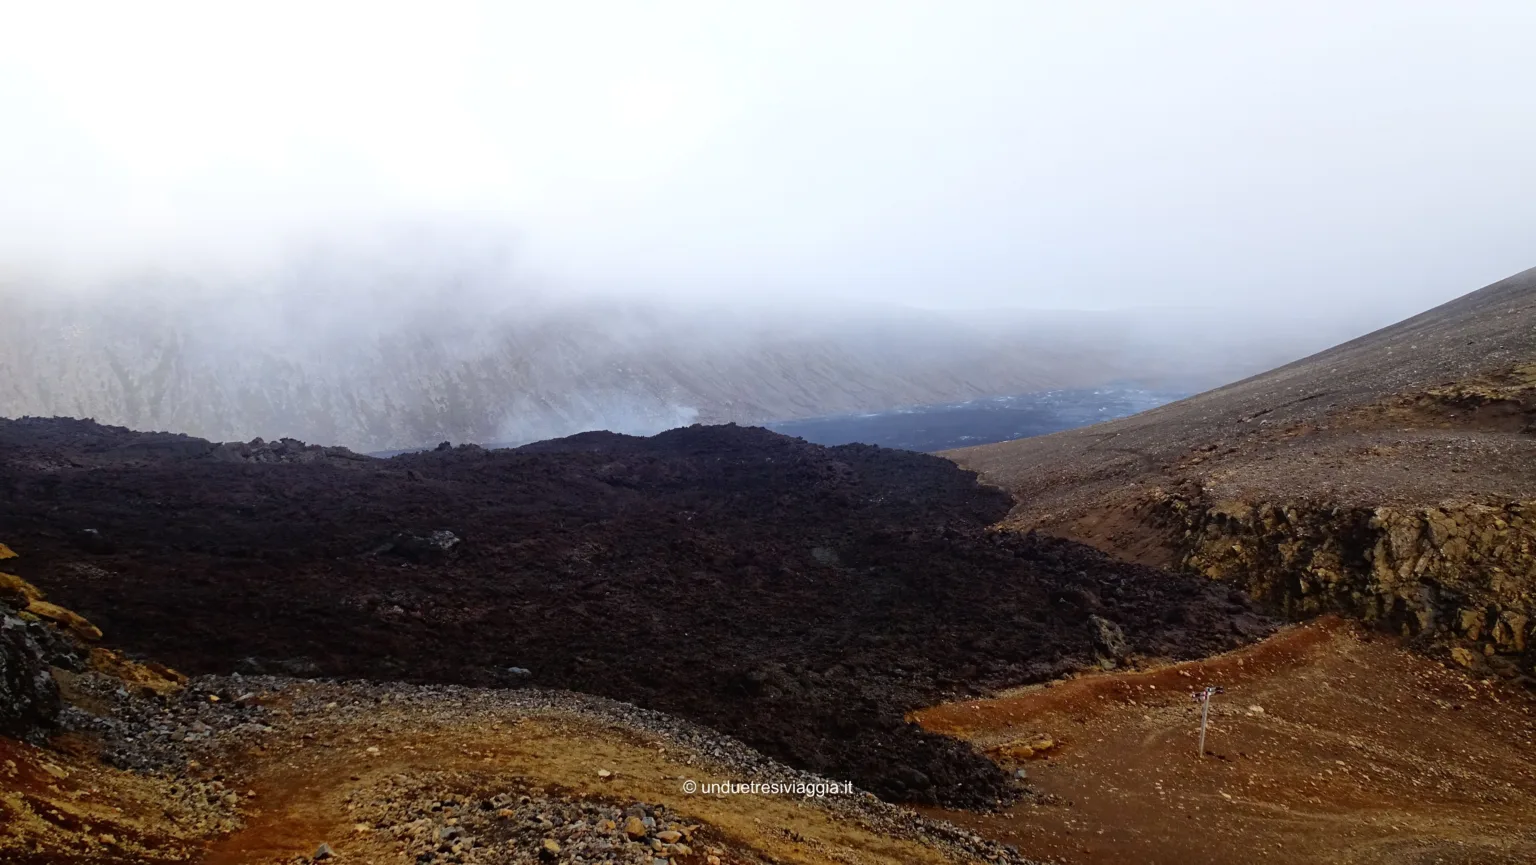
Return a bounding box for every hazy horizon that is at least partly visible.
[2,2,1533,447]
[4,2,1534,320]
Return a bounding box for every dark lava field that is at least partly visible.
[0,417,1272,807]
[766,385,1188,452]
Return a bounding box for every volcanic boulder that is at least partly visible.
[0,604,61,744]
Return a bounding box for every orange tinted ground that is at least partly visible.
[0,732,220,863]
[913,618,1536,865]
[2,705,983,865]
[199,714,959,865]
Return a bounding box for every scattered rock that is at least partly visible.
[210,438,366,465]
[1088,615,1129,662]
[378,530,461,563]
[809,546,840,566]
[313,841,334,860]
[277,658,323,678]
[993,735,1056,762]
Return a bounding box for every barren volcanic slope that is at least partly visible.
[947,266,1536,677]
[0,418,1271,807]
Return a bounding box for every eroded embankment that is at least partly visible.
[1141,492,1535,678]
[1050,371,1536,680]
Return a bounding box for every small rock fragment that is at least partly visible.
[1088,614,1129,661]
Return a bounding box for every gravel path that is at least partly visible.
[47,671,1038,865]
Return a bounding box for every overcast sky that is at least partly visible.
[2,1,1534,315]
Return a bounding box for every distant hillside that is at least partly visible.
[0,259,1357,452]
[948,266,1536,677]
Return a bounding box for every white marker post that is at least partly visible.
[1193,685,1224,757]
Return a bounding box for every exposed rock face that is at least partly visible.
[1150,492,1536,673]
[0,604,61,743]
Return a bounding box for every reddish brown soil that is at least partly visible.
[913,618,1536,865]
[0,734,206,863]
[1,704,977,865]
[0,418,1272,808]
[197,714,942,865]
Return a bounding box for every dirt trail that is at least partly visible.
[913,619,1536,865]
[2,668,1028,864]
[203,714,957,865]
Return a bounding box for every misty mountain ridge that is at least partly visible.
[1,248,1367,452]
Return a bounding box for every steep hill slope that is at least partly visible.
[948,266,1536,675]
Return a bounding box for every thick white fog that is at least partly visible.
[1,2,1533,448]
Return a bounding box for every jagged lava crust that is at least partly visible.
[0,419,1272,807]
